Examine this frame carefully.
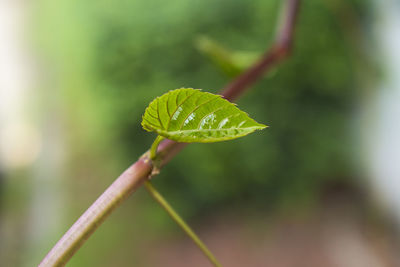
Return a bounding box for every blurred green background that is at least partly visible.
[2,0,399,266]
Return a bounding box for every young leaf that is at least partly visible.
[142,88,267,143]
[195,35,262,78]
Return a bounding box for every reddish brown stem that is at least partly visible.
[39,0,301,266]
[39,159,152,266]
[159,0,301,156]
[222,0,301,102]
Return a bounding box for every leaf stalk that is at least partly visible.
[150,135,165,160]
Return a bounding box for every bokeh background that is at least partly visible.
[1,0,400,266]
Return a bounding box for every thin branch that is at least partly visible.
[39,159,152,267]
[144,181,222,267]
[39,0,301,266]
[275,0,301,51]
[158,0,301,159]
[221,0,301,101]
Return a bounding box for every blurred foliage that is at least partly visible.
[195,35,261,77]
[31,0,372,265]
[35,0,371,212]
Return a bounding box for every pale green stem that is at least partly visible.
[150,135,165,159]
[144,180,222,267]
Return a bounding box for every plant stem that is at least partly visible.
[221,0,301,102]
[150,135,221,265]
[39,1,301,265]
[150,135,165,159]
[144,180,222,267]
[39,159,152,267]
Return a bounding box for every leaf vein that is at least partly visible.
[167,90,197,130]
[143,118,160,128]
[178,96,218,130]
[156,98,164,130]
[146,111,159,120]
[166,126,261,135]
[196,105,228,130]
[166,96,171,117]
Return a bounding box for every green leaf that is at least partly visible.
[195,35,261,77]
[142,88,267,143]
